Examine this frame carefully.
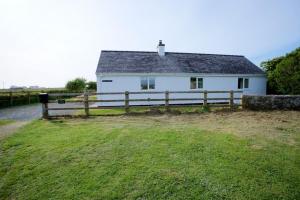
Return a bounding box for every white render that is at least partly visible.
[96,73,266,106]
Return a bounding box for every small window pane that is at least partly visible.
[149,77,155,89]
[190,77,196,89]
[238,78,243,89]
[141,77,148,90]
[197,78,203,88]
[244,78,249,88]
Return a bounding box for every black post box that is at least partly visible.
[39,93,49,104]
[58,99,65,104]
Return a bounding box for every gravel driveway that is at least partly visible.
[0,103,87,121]
[0,104,42,121]
[0,103,88,140]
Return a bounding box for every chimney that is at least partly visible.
[157,40,165,56]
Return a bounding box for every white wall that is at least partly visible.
[96,74,266,106]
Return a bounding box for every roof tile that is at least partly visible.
[96,51,265,74]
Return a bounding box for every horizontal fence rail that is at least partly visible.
[39,90,243,118]
[89,90,243,95]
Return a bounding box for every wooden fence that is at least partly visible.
[41,90,243,118]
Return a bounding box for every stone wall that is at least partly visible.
[242,95,300,110]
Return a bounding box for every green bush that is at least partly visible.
[86,81,97,91]
[65,78,86,92]
[261,47,300,94]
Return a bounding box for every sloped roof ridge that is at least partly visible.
[101,50,244,57]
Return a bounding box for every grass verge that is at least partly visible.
[0,111,299,199]
[0,120,14,126]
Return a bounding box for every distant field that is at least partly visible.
[0,111,299,199]
[0,87,66,92]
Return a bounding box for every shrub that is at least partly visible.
[86,81,97,91]
[261,47,300,94]
[65,78,86,92]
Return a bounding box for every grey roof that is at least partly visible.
[96,50,265,74]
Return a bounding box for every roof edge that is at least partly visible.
[100,50,244,57]
[96,72,266,77]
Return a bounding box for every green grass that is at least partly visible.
[0,114,299,199]
[0,120,14,126]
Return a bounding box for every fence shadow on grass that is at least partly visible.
[46,105,241,120]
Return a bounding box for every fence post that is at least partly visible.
[9,91,13,106]
[241,94,244,109]
[27,92,31,104]
[125,91,129,113]
[39,93,49,119]
[229,90,234,110]
[165,91,170,112]
[84,92,89,117]
[42,103,49,119]
[203,90,208,107]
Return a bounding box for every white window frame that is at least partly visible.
[140,77,155,90]
[190,77,203,89]
[238,78,249,89]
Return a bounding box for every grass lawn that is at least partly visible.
[0,120,14,127]
[0,111,299,199]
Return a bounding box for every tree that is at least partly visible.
[261,47,300,94]
[86,81,97,91]
[261,57,284,94]
[65,78,86,92]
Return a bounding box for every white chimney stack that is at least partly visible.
[157,40,165,56]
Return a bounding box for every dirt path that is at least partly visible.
[0,121,30,140]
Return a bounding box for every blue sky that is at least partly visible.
[0,0,299,88]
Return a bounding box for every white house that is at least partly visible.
[96,41,266,106]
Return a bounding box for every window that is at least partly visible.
[141,77,148,90]
[149,77,155,89]
[190,77,203,89]
[238,78,243,89]
[198,78,203,89]
[244,78,249,88]
[141,77,155,90]
[238,78,250,89]
[190,77,197,89]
